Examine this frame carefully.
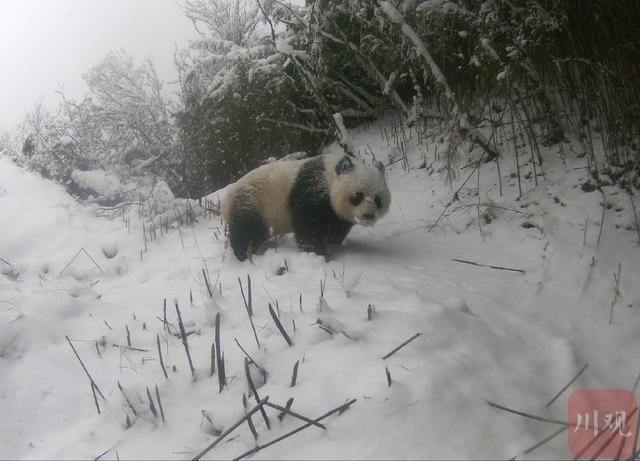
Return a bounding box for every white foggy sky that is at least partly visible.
[0,0,198,129]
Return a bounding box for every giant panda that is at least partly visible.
[222,151,391,261]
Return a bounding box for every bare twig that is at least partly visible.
[545,363,588,407]
[0,257,10,266]
[231,399,357,461]
[290,360,299,387]
[486,400,568,426]
[238,277,250,315]
[155,385,165,423]
[451,258,525,274]
[146,386,158,419]
[385,366,392,387]
[596,187,606,247]
[244,358,270,430]
[66,335,105,400]
[382,333,422,360]
[215,313,225,392]
[91,382,101,414]
[520,426,567,456]
[157,333,168,379]
[202,269,213,298]
[269,303,293,346]
[234,338,266,380]
[117,382,138,417]
[609,263,621,325]
[191,396,270,461]
[210,342,216,377]
[243,394,258,440]
[60,248,104,275]
[278,398,294,421]
[263,401,326,429]
[175,302,196,379]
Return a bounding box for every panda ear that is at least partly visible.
[335,155,354,175]
[376,161,385,174]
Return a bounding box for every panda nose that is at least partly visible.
[363,213,375,221]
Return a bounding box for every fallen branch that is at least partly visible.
[451,258,525,274]
[155,385,165,423]
[231,399,357,461]
[117,382,138,417]
[382,333,422,360]
[609,263,621,325]
[290,360,299,387]
[60,248,104,275]
[278,398,294,421]
[66,335,105,400]
[244,357,271,430]
[545,363,588,407]
[269,303,293,346]
[191,395,270,461]
[263,401,326,430]
[111,344,149,352]
[157,334,168,379]
[486,400,568,426]
[234,338,266,379]
[0,257,10,266]
[175,302,196,379]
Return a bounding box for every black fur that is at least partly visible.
[290,156,353,256]
[227,191,269,261]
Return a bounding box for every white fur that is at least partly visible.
[221,158,305,234]
[222,151,390,235]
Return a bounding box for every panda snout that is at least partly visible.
[362,213,375,221]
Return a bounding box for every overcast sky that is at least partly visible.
[0,0,198,129]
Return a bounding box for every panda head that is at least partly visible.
[330,155,391,226]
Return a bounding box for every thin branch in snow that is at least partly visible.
[277,397,294,421]
[244,357,271,430]
[155,385,165,423]
[234,338,266,381]
[117,381,138,417]
[269,303,293,346]
[290,360,299,387]
[243,394,259,441]
[597,187,606,247]
[146,386,158,419]
[157,333,168,379]
[545,363,588,407]
[0,257,10,266]
[191,395,270,461]
[609,263,622,325]
[385,366,392,387]
[382,333,422,360]
[60,248,104,275]
[214,313,226,392]
[486,400,568,426]
[175,301,196,380]
[210,342,216,377]
[66,335,105,400]
[91,382,101,415]
[231,399,357,461]
[451,258,525,274]
[263,401,326,430]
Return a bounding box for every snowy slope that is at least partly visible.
[1,121,639,460]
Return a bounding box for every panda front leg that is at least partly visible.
[293,221,330,258]
[228,201,269,261]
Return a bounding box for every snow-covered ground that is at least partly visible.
[1,121,639,460]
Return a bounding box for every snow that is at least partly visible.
[1,119,640,460]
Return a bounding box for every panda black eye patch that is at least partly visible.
[374,195,382,209]
[350,192,364,206]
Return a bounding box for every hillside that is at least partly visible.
[1,120,639,460]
